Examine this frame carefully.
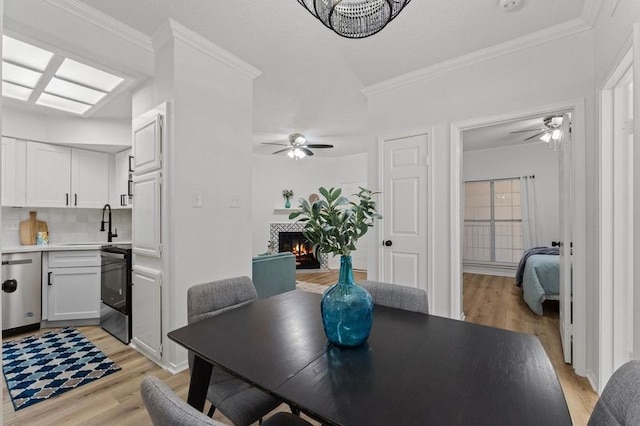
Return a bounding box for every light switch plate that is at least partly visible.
[229,194,241,208]
[191,191,202,208]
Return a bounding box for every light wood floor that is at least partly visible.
[463,273,598,425]
[2,272,597,425]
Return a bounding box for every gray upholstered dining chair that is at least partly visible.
[359,280,429,314]
[187,276,282,426]
[587,360,640,425]
[141,375,312,426]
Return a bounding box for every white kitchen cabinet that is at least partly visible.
[133,114,162,175]
[131,266,162,361]
[26,141,109,208]
[72,148,109,208]
[111,148,133,208]
[1,138,27,206]
[132,170,162,258]
[26,142,72,207]
[46,250,101,321]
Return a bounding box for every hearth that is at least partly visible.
[279,232,320,269]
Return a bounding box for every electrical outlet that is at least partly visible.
[229,194,241,208]
[191,191,202,208]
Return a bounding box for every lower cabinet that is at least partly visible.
[131,265,162,360]
[46,251,101,322]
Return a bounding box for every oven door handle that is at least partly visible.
[101,251,126,260]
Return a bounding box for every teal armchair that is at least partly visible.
[251,252,296,298]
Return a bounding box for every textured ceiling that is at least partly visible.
[6,0,589,156]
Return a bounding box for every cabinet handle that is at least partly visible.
[47,272,52,286]
[129,155,134,172]
[74,194,78,206]
[128,179,133,197]
[65,193,69,206]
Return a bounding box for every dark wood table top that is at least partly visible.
[168,290,571,426]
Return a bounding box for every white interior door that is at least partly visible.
[380,134,428,289]
[558,114,574,364]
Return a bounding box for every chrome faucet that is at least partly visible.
[100,204,118,242]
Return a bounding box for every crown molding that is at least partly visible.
[152,19,262,80]
[44,0,153,52]
[581,0,603,27]
[363,17,592,97]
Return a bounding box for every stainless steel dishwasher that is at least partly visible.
[2,252,42,336]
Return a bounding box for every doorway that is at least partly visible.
[450,99,587,374]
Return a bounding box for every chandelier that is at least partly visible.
[296,0,412,39]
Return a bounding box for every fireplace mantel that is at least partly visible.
[273,208,301,215]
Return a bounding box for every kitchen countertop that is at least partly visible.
[3,241,132,253]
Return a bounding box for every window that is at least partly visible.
[464,178,523,264]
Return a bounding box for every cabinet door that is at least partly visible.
[71,149,109,208]
[113,148,132,207]
[132,171,162,258]
[26,142,71,207]
[1,138,26,206]
[131,266,162,361]
[47,266,100,321]
[133,114,163,175]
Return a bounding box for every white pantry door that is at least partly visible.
[558,114,574,364]
[381,134,428,289]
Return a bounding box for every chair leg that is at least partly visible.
[288,404,300,416]
[207,404,216,418]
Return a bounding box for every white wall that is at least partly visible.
[463,143,560,246]
[366,31,594,320]
[591,1,640,392]
[252,153,368,268]
[2,106,130,148]
[133,23,258,370]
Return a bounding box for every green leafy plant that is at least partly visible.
[289,187,382,257]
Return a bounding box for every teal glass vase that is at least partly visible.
[321,255,373,347]
[285,197,291,208]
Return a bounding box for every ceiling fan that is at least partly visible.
[262,133,334,159]
[510,115,566,142]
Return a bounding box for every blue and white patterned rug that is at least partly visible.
[2,327,121,411]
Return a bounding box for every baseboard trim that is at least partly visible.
[463,264,517,277]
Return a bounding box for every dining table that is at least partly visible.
[167,290,572,426]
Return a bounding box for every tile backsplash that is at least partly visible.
[2,207,132,247]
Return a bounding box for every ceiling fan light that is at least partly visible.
[294,148,306,159]
[551,129,562,140]
[540,132,552,143]
[287,150,295,158]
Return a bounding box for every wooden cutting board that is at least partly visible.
[19,211,49,245]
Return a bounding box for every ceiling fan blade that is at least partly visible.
[301,147,314,156]
[524,131,547,141]
[261,142,289,146]
[509,128,545,134]
[305,144,334,148]
[272,148,291,155]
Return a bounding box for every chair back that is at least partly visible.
[141,375,225,426]
[360,280,429,314]
[588,360,640,425]
[187,276,258,324]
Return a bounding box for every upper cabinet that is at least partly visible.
[25,141,109,208]
[2,138,27,206]
[132,114,162,175]
[111,148,133,208]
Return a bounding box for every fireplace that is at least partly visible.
[279,232,320,269]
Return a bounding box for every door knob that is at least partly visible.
[2,279,17,293]
[383,240,393,247]
[551,241,561,247]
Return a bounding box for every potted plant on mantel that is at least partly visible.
[289,186,382,347]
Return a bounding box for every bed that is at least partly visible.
[515,247,560,315]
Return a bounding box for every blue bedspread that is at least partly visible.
[521,254,560,315]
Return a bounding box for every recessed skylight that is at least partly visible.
[2,81,32,101]
[36,93,92,115]
[2,36,53,71]
[2,62,42,88]
[56,59,124,92]
[45,77,107,105]
[1,35,127,116]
